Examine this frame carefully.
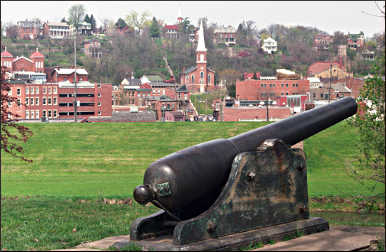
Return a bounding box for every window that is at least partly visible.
[36,110,39,119]
[53,110,57,118]
[296,83,298,87]
[31,110,34,119]
[17,88,21,96]
[25,98,29,105]
[26,110,29,119]
[97,83,101,88]
[43,98,46,105]
[48,88,51,94]
[53,87,57,94]
[286,84,288,87]
[98,102,101,106]
[320,94,323,98]
[261,84,264,87]
[281,93,284,96]
[30,98,34,105]
[35,98,39,105]
[8,89,12,96]
[98,93,101,97]
[191,75,194,83]
[48,98,52,105]
[200,72,204,79]
[31,87,34,94]
[53,97,57,105]
[43,87,46,94]
[17,99,21,106]
[269,84,272,88]
[98,111,102,116]
[26,87,29,94]
[36,87,39,94]
[292,83,295,87]
[286,92,288,95]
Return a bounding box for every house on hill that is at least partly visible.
[261,37,277,54]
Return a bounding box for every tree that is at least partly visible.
[348,50,385,185]
[90,14,97,32]
[149,17,160,38]
[115,18,127,30]
[125,10,152,35]
[84,14,90,24]
[5,24,18,40]
[1,67,33,162]
[68,4,86,32]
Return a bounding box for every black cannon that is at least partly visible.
[126,97,357,251]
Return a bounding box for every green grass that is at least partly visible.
[1,120,384,250]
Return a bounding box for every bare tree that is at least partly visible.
[68,4,86,32]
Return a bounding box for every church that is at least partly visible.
[180,21,215,93]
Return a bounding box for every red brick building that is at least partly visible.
[223,106,291,121]
[16,19,42,40]
[236,79,310,101]
[346,77,365,99]
[1,47,45,73]
[180,21,216,93]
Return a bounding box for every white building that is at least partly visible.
[261,37,277,54]
[307,77,323,89]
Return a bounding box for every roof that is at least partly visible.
[55,68,88,75]
[183,66,197,74]
[214,26,236,33]
[332,83,352,93]
[1,50,13,58]
[307,77,321,83]
[13,56,33,63]
[196,20,207,52]
[264,37,276,43]
[46,22,69,27]
[150,82,177,88]
[30,48,44,58]
[176,85,188,92]
[145,75,163,82]
[277,69,296,75]
[308,62,343,75]
[165,25,179,30]
[58,80,94,88]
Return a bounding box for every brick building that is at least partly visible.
[213,26,236,46]
[84,40,102,58]
[180,21,216,93]
[16,19,42,40]
[1,47,44,73]
[2,48,112,121]
[347,32,365,50]
[222,106,291,121]
[236,79,310,101]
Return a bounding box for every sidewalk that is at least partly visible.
[53,225,384,251]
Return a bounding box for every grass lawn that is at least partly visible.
[1,121,384,250]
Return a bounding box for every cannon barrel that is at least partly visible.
[134,97,357,220]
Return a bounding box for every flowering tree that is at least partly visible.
[1,66,33,162]
[348,50,385,185]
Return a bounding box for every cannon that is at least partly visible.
[125,97,357,251]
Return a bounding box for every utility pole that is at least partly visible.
[328,64,332,104]
[266,96,270,122]
[74,32,78,122]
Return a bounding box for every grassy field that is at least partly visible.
[1,121,384,250]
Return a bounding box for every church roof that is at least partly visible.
[183,66,197,74]
[196,20,207,52]
[176,85,188,92]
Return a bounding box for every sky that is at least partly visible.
[1,1,385,38]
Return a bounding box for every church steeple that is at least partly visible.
[196,20,207,52]
[177,6,183,23]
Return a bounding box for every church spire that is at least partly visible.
[196,20,207,52]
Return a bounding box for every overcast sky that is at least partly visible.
[1,1,385,37]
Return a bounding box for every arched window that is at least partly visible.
[200,54,204,62]
[208,74,211,84]
[200,72,204,78]
[191,75,194,83]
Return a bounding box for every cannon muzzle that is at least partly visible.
[134,97,357,220]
